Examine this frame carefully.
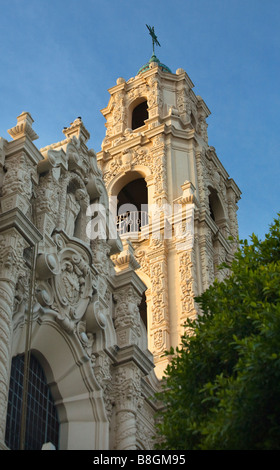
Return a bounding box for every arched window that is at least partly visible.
[5,354,59,450]
[131,100,148,130]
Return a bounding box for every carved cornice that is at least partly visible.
[226,177,242,201]
[113,240,140,273]
[115,344,154,376]
[0,208,42,246]
[5,136,43,165]
[112,270,146,301]
[205,146,230,181]
[164,123,196,141]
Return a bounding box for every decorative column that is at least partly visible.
[0,230,25,447]
[175,183,197,335]
[227,183,240,252]
[146,239,170,375]
[0,112,42,448]
[0,210,42,448]
[113,362,142,450]
[112,240,152,450]
[198,228,215,290]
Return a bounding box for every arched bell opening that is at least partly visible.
[130,99,148,130]
[117,177,148,236]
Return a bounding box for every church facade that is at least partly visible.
[0,53,240,450]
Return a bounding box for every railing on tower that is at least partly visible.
[116,211,149,236]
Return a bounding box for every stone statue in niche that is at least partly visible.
[64,188,87,237]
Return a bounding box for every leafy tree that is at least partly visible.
[154,214,280,450]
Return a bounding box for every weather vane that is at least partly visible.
[146,24,161,54]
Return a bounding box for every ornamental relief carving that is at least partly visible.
[34,233,98,337]
[196,148,230,225]
[195,149,209,208]
[1,152,36,215]
[179,251,196,320]
[205,150,227,200]
[113,365,142,410]
[90,239,111,277]
[147,247,169,354]
[0,233,27,280]
[93,351,114,420]
[197,109,209,142]
[66,137,90,178]
[51,247,94,320]
[176,87,198,128]
[13,266,30,327]
[111,91,127,126]
[134,248,150,276]
[152,328,168,354]
[113,286,141,333]
[136,410,154,450]
[127,84,148,105]
[103,145,167,199]
[2,153,34,198]
[35,172,60,219]
[146,76,163,111]
[199,232,215,288]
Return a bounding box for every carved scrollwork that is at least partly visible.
[37,246,95,334]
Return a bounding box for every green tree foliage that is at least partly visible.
[154,214,280,450]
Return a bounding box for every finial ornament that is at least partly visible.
[146,24,161,54]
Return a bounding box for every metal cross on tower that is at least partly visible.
[146,24,161,54]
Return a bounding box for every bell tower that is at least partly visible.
[97,36,241,377]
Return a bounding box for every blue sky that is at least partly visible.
[0,0,279,242]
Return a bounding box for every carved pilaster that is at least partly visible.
[146,239,169,362]
[178,249,197,333]
[1,112,41,217]
[0,209,42,446]
[227,186,240,246]
[113,286,142,348]
[147,74,163,120]
[198,229,215,290]
[112,240,144,348]
[195,149,208,208]
[1,152,35,216]
[113,361,142,450]
[0,230,27,443]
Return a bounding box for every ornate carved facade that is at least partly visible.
[0,54,241,450]
[0,112,158,450]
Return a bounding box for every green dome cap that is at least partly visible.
[137,53,172,75]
